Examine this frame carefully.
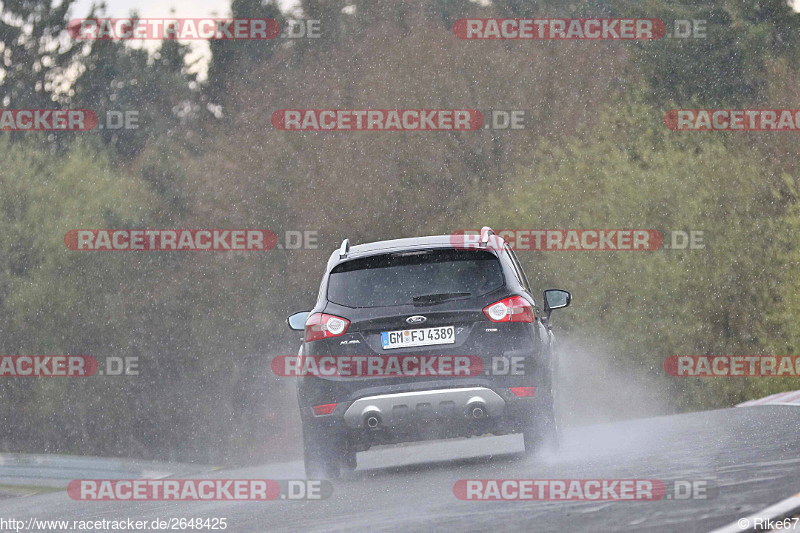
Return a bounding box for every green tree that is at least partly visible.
[0,136,157,453]
[452,99,789,410]
[71,30,201,160]
[616,0,800,106]
[0,0,82,107]
[206,0,284,104]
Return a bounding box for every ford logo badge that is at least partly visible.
[406,315,427,324]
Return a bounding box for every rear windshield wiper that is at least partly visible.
[411,292,472,304]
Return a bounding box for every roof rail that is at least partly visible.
[480,226,495,247]
[339,238,350,259]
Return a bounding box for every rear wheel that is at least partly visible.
[302,424,355,479]
[523,404,559,456]
[342,442,358,472]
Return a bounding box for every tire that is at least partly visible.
[342,443,358,473]
[302,424,355,479]
[523,404,559,456]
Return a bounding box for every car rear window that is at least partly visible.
[327,249,504,308]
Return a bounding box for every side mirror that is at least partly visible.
[287,311,310,331]
[543,289,571,316]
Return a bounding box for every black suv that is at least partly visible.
[287,227,570,478]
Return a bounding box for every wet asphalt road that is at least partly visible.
[1,405,798,533]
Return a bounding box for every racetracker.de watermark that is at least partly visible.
[271,355,529,378]
[665,109,800,131]
[0,109,139,131]
[0,109,97,131]
[453,18,665,40]
[453,479,714,500]
[68,479,332,500]
[65,229,278,251]
[664,19,706,39]
[272,109,485,131]
[0,356,138,376]
[451,229,662,251]
[69,18,278,40]
[451,229,706,251]
[665,356,800,377]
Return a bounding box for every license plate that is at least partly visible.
[381,326,455,350]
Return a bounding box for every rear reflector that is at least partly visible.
[510,386,536,398]
[312,403,337,416]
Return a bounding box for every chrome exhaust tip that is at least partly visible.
[365,414,381,428]
[468,402,487,419]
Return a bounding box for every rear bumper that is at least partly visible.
[300,383,553,447]
[341,386,506,429]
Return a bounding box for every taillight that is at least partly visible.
[312,403,337,416]
[483,296,534,323]
[305,313,350,343]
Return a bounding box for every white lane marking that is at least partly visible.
[783,391,800,403]
[737,390,800,407]
[708,492,800,532]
